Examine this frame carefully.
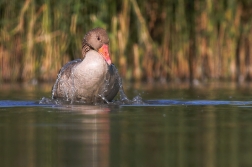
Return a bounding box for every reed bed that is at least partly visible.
[0,0,252,83]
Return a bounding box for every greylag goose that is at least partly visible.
[52,28,120,104]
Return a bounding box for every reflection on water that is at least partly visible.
[0,105,112,167]
[0,82,252,167]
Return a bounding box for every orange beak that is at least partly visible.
[98,44,112,65]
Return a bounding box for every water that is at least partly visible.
[1,82,252,167]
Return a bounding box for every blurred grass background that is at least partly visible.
[0,0,252,83]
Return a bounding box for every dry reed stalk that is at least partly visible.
[117,0,130,78]
[117,31,127,77]
[133,44,141,80]
[216,22,225,79]
[40,3,52,81]
[110,17,118,66]
[0,47,10,81]
[21,2,35,81]
[234,4,242,82]
[70,14,78,34]
[12,0,31,34]
[179,44,189,79]
[161,19,171,80]
[246,29,252,80]
[12,36,22,81]
[240,37,246,82]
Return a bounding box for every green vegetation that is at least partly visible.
[0,0,252,83]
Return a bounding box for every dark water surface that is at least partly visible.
[1,82,252,167]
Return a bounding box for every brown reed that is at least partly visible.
[0,0,252,83]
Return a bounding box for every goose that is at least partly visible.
[52,28,120,104]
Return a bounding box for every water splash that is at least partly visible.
[112,65,146,105]
[39,97,63,105]
[52,59,82,103]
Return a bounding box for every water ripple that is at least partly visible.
[145,100,252,106]
[0,99,252,108]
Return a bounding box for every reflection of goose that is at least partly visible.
[52,28,119,104]
[54,105,111,114]
[53,104,110,167]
